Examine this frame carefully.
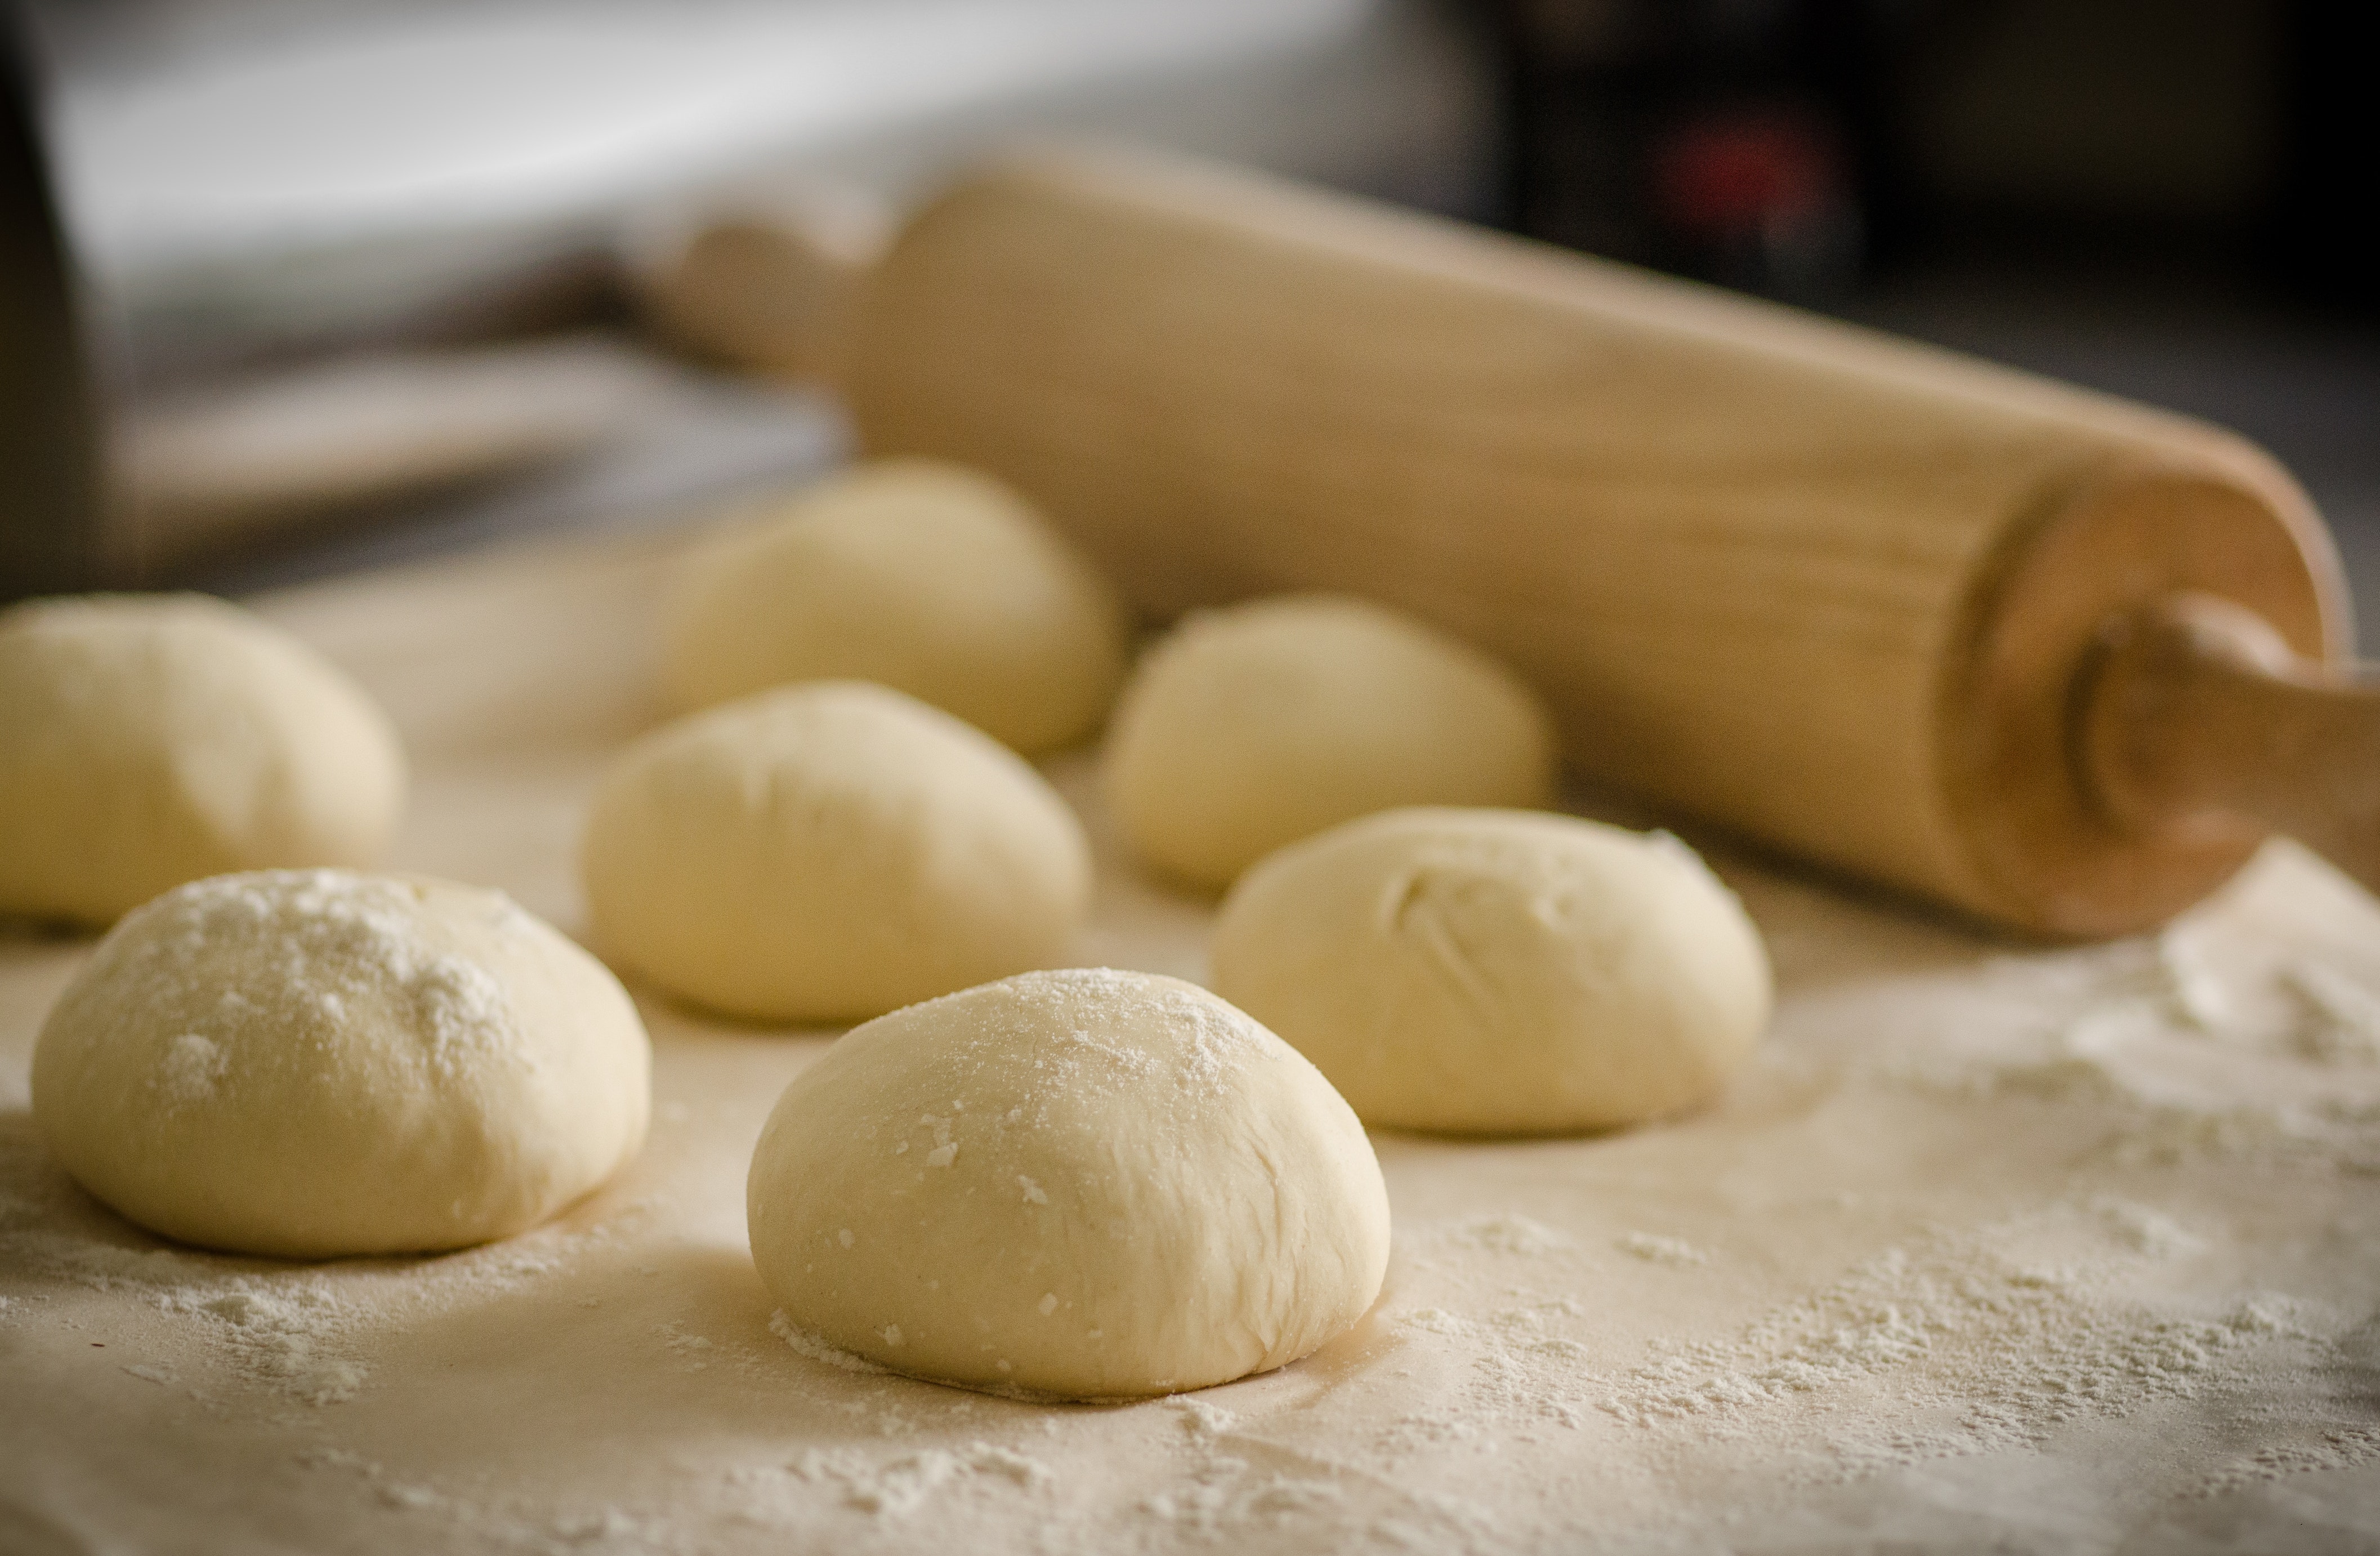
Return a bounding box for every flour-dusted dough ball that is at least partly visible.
[663,460,1129,754]
[581,682,1091,1023]
[1103,595,1557,889]
[748,968,1388,1399]
[1212,808,1770,1134]
[30,870,650,1258]
[0,595,406,928]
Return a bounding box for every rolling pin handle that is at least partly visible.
[628,190,891,385]
[2080,592,2380,896]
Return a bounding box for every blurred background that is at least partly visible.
[4,0,2373,624]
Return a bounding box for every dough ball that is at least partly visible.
[30,870,650,1258]
[581,681,1091,1023]
[1211,808,1770,1134]
[747,968,1388,1399]
[1102,595,1556,889]
[662,459,1129,754]
[0,595,407,928]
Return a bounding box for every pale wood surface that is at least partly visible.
[2084,592,2380,898]
[831,146,2350,937]
[631,190,890,386]
[1945,469,2341,935]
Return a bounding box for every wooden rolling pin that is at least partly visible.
[641,146,2377,939]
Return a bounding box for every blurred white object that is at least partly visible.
[119,336,667,566]
[27,0,1493,371]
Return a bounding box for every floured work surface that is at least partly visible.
[5,532,2379,1555]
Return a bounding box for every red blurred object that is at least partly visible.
[1651,107,1839,239]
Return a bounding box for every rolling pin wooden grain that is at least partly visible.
[646,146,2378,938]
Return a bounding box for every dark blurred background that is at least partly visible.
[4,0,2374,628]
[1488,0,2378,621]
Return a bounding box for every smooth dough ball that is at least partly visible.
[747,968,1389,1399]
[0,595,407,928]
[1102,595,1557,889]
[662,459,1129,754]
[581,681,1091,1023]
[30,870,651,1258]
[1211,808,1770,1135]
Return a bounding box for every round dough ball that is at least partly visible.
[31,870,650,1258]
[747,968,1388,1399]
[581,681,1091,1023]
[1212,808,1770,1134]
[0,595,407,928]
[662,459,1129,754]
[1103,595,1556,889]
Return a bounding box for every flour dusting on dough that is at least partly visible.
[104,871,528,1085]
[155,1033,226,1105]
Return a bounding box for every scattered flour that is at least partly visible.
[1617,1232,1709,1268]
[2189,1425,2380,1497]
[1588,1209,2319,1477]
[0,1114,655,1410]
[550,1507,644,1543]
[2281,961,2380,1065]
[164,1279,369,1404]
[4,1220,381,1407]
[2100,1095,2380,1169]
[1432,1213,1574,1257]
[1355,1182,2366,1517]
[792,1441,1055,1517]
[2151,930,2234,1032]
[769,1309,886,1376]
[155,1034,226,1106]
[1171,1396,1238,1441]
[918,1113,959,1168]
[2091,1199,2206,1259]
[1866,935,2380,1178]
[1148,1393,1502,1544]
[658,1322,715,1371]
[1141,1465,1352,1535]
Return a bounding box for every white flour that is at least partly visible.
[7,836,2380,1553]
[1428,1213,1574,1257]
[0,1088,657,1411]
[70,872,529,1089]
[788,1440,1056,1517]
[1616,1232,1708,1267]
